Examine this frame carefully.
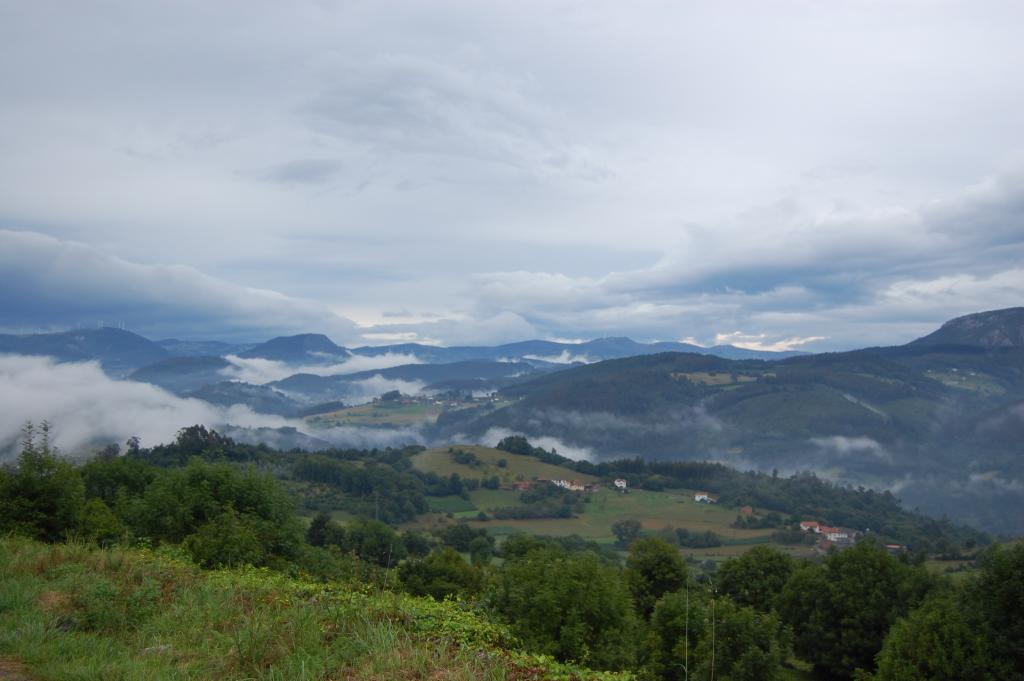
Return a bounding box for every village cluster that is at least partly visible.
[513,477,630,493]
[516,477,905,554]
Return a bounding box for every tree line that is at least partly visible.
[2,423,1020,679]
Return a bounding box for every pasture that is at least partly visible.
[404,445,813,559]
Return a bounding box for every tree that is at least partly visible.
[402,530,433,558]
[691,597,791,681]
[780,541,932,679]
[717,546,794,613]
[399,547,482,599]
[469,535,493,566]
[307,512,347,549]
[439,522,489,552]
[136,459,303,565]
[184,507,266,567]
[871,542,1024,681]
[345,517,406,567]
[0,423,85,541]
[612,518,642,548]
[625,537,688,618]
[648,589,790,681]
[648,589,709,681]
[77,498,127,546]
[872,589,997,681]
[487,546,638,670]
[971,542,1024,675]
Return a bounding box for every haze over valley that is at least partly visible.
[3,3,1024,680]
[2,307,1023,533]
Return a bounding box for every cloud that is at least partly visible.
[368,312,538,347]
[0,230,360,342]
[810,436,891,463]
[220,353,422,385]
[0,354,300,456]
[304,51,602,182]
[713,332,828,353]
[341,376,426,404]
[1,3,1023,349]
[479,427,594,462]
[256,159,344,185]
[0,354,435,459]
[522,350,594,364]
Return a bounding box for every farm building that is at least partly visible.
[694,492,717,503]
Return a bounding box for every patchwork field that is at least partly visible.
[406,445,815,561]
[412,445,600,484]
[306,401,443,427]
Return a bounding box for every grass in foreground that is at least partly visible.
[0,536,629,681]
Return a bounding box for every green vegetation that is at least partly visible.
[412,444,599,485]
[305,400,443,427]
[439,345,1024,534]
[3,426,1016,679]
[485,545,639,671]
[0,536,625,680]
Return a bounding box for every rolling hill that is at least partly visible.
[238,333,350,363]
[350,336,805,363]
[910,306,1024,348]
[435,309,1024,533]
[0,327,169,376]
[128,356,233,394]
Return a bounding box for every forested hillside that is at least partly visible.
[1,425,1020,680]
[437,317,1024,533]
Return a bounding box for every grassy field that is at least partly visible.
[411,445,600,485]
[406,445,814,561]
[0,537,627,681]
[305,401,443,427]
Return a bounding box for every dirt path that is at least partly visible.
[0,657,35,681]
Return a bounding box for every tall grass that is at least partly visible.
[0,536,629,680]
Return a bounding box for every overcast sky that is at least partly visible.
[1,1,1022,350]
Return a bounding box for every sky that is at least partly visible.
[1,0,1022,351]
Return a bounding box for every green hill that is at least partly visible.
[433,322,1024,533]
[910,306,1024,348]
[412,445,599,484]
[407,446,805,561]
[0,536,626,681]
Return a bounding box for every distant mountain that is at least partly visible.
[0,328,169,376]
[128,356,232,394]
[432,313,1024,533]
[910,307,1024,348]
[156,339,254,357]
[238,334,350,364]
[350,336,804,363]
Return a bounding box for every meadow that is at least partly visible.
[407,446,814,561]
[305,401,442,427]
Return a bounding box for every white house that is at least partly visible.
[550,479,586,492]
[613,478,628,490]
[694,491,716,503]
[822,527,850,542]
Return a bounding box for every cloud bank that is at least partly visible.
[0,354,432,459]
[0,230,359,343]
[1,2,1023,350]
[220,353,422,385]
